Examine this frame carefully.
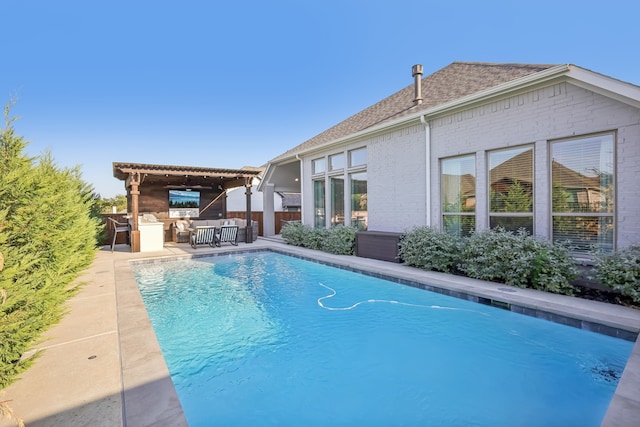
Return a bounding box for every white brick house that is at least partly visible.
[225,176,285,213]
[259,62,640,254]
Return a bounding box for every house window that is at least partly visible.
[489,146,533,234]
[349,147,367,167]
[441,155,476,237]
[311,148,367,229]
[313,179,325,228]
[329,153,344,171]
[330,176,345,225]
[312,158,325,175]
[350,172,367,230]
[551,134,614,254]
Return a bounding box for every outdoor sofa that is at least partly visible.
[172,218,258,243]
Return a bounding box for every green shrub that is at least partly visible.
[281,222,307,246]
[302,227,327,250]
[280,222,326,250]
[458,228,529,286]
[399,226,460,272]
[324,225,357,255]
[281,222,357,255]
[593,245,640,303]
[458,228,576,294]
[0,104,100,388]
[528,242,577,294]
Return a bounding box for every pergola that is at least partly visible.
[112,162,262,252]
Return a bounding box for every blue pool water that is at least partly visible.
[133,252,633,426]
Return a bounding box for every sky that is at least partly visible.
[3,0,639,198]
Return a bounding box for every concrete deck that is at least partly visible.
[1,238,639,426]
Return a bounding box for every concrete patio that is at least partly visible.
[1,238,639,426]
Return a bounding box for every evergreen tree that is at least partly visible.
[0,102,101,388]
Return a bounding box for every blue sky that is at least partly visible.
[3,0,639,198]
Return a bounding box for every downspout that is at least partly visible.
[244,177,253,243]
[296,154,304,224]
[420,115,431,227]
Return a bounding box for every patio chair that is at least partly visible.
[108,217,130,252]
[190,226,217,249]
[216,225,239,246]
[172,220,191,243]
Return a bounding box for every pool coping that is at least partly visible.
[117,242,640,426]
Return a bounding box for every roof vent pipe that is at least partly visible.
[412,64,423,105]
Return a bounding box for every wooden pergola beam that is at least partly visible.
[112,162,262,252]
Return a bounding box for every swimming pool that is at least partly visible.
[133,251,633,426]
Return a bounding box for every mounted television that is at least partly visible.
[169,190,200,218]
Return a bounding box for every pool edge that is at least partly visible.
[120,241,640,427]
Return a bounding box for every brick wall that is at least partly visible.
[299,81,640,248]
[367,124,427,232]
[428,82,640,246]
[617,122,640,247]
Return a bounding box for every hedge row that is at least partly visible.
[285,220,640,303]
[0,104,101,388]
[593,245,640,303]
[400,226,640,302]
[281,223,357,255]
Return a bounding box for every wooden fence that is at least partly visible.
[274,212,302,235]
[226,212,264,236]
[227,211,301,236]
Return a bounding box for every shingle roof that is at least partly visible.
[271,62,558,162]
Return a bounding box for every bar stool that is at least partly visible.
[108,217,130,252]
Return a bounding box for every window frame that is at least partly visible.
[330,175,345,225]
[312,178,326,228]
[349,147,367,168]
[487,145,534,234]
[441,154,476,237]
[310,147,367,229]
[549,132,615,254]
[349,171,368,230]
[329,153,344,171]
[312,158,326,175]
